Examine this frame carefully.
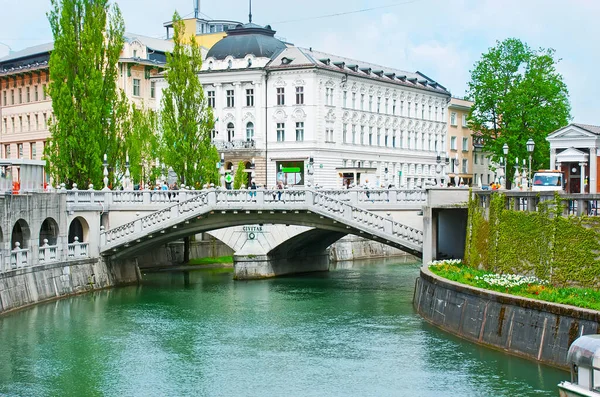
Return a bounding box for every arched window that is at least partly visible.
[227,123,235,142]
[246,122,254,141]
[227,59,233,69]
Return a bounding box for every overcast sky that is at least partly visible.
[0,0,597,124]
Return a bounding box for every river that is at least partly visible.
[0,259,567,396]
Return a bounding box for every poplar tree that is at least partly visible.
[467,38,571,180]
[45,0,127,188]
[233,161,248,189]
[160,12,219,187]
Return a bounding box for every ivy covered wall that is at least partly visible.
[464,192,600,288]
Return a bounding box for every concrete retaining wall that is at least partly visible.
[414,266,600,369]
[0,258,139,315]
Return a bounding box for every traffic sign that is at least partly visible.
[225,174,233,184]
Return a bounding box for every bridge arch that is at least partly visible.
[11,219,31,249]
[39,217,59,245]
[68,217,89,243]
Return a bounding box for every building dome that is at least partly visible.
[206,23,287,60]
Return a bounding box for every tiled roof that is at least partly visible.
[573,123,600,135]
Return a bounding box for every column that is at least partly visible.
[590,149,597,194]
[580,162,587,193]
[550,148,556,171]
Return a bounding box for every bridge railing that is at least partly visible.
[10,243,29,269]
[67,188,425,208]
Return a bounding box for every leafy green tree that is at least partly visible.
[233,161,248,189]
[45,0,127,188]
[466,38,570,182]
[160,12,219,187]
[121,105,159,188]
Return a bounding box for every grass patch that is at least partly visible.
[429,260,600,311]
[186,256,233,266]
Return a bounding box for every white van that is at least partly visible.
[531,170,564,192]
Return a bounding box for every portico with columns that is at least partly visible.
[547,123,600,194]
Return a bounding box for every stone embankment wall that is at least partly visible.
[0,258,139,315]
[329,235,417,262]
[414,266,600,369]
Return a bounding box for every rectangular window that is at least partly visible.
[17,143,23,159]
[369,127,373,146]
[18,88,22,104]
[385,98,389,114]
[207,91,215,108]
[343,124,347,144]
[407,102,411,117]
[43,113,47,129]
[393,99,396,115]
[19,116,22,132]
[369,95,373,112]
[2,118,6,134]
[4,144,10,159]
[377,128,381,146]
[26,87,30,103]
[295,86,304,105]
[295,122,304,141]
[34,85,38,101]
[30,143,36,159]
[11,117,15,132]
[352,124,356,144]
[474,153,478,164]
[352,92,356,109]
[462,137,469,151]
[360,126,365,145]
[462,114,467,127]
[277,122,285,142]
[226,89,235,107]
[450,136,457,150]
[277,87,285,106]
[451,112,457,126]
[133,79,140,96]
[343,91,347,107]
[361,94,364,110]
[401,101,404,116]
[150,82,156,99]
[35,114,39,130]
[42,84,47,100]
[246,88,254,107]
[11,89,14,105]
[377,97,381,113]
[27,115,30,131]
[462,159,468,174]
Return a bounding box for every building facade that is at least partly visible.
[156,22,451,189]
[0,34,173,169]
[446,97,474,185]
[547,123,600,194]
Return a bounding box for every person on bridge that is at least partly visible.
[277,180,284,202]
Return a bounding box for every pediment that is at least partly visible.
[556,147,589,162]
[548,125,597,140]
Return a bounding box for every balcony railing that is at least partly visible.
[213,139,256,151]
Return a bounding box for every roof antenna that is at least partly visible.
[249,0,252,23]
[194,0,200,19]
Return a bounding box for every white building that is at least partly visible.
[155,22,451,189]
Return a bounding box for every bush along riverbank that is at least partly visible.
[429,260,600,311]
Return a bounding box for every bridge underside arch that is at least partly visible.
[104,210,419,261]
[267,229,346,260]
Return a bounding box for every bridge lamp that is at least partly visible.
[502,143,509,189]
[526,138,535,190]
[102,154,109,190]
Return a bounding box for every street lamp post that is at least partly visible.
[102,154,109,191]
[502,143,509,189]
[307,153,315,187]
[124,152,130,190]
[526,138,535,190]
[219,153,225,188]
[454,153,459,186]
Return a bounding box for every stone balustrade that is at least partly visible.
[2,238,90,273]
[66,188,426,210]
[39,239,59,264]
[101,189,424,256]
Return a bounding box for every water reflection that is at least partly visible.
[0,259,566,397]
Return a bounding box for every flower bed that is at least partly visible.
[428,260,600,311]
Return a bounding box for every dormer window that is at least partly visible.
[385,72,396,79]
[360,67,371,75]
[408,77,418,84]
[347,64,358,72]
[227,59,233,69]
[333,61,345,69]
[319,58,330,65]
[281,57,293,65]
[133,50,137,58]
[373,70,383,77]
[397,75,407,81]
[418,79,428,86]
[208,61,213,70]
[247,58,253,68]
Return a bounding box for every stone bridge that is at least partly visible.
[99,189,424,278]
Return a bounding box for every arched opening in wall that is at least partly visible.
[39,217,59,245]
[244,161,254,185]
[68,217,89,243]
[225,162,233,173]
[100,213,109,231]
[11,219,31,250]
[0,225,3,245]
[227,122,235,142]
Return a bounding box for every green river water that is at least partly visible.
[0,259,567,396]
